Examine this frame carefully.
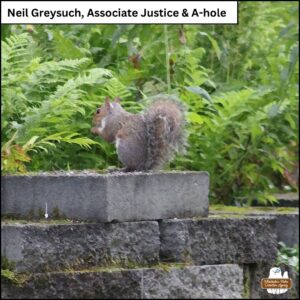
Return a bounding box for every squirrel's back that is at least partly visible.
[143,95,187,170]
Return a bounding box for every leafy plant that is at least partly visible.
[277,242,299,275]
[1,32,126,172]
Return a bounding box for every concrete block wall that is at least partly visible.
[1,172,299,299]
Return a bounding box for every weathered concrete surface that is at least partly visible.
[276,214,299,247]
[1,269,142,299]
[1,264,243,299]
[142,264,243,299]
[1,221,160,273]
[210,206,299,247]
[1,171,209,222]
[2,216,279,273]
[159,217,277,265]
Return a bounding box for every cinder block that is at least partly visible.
[210,206,299,248]
[1,264,243,299]
[1,171,209,222]
[142,264,243,299]
[159,216,278,265]
[1,221,160,273]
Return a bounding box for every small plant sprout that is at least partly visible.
[45,202,48,219]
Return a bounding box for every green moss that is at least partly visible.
[276,207,299,213]
[63,262,191,274]
[60,255,191,273]
[1,218,84,225]
[243,265,251,299]
[1,213,22,220]
[1,269,30,286]
[51,206,68,220]
[38,208,44,218]
[1,256,16,271]
[154,262,190,272]
[52,206,60,219]
[210,205,298,215]
[28,208,35,219]
[207,213,246,219]
[1,269,17,283]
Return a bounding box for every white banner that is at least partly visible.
[1,1,238,24]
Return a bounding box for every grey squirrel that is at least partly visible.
[91,95,187,172]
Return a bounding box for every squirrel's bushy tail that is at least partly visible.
[144,95,187,170]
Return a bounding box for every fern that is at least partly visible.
[52,68,112,100]
[16,68,113,143]
[102,77,131,99]
[1,33,115,173]
[28,57,91,88]
[2,33,31,76]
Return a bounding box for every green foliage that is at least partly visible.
[1,255,28,286]
[1,256,19,285]
[1,256,16,271]
[1,32,124,171]
[1,269,17,284]
[1,1,299,205]
[277,242,299,275]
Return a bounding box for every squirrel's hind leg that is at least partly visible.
[115,133,147,172]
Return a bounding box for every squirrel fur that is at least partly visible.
[91,95,187,171]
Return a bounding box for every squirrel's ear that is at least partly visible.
[105,96,111,110]
[114,97,121,103]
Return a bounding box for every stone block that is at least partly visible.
[1,264,243,299]
[142,264,243,299]
[1,171,209,222]
[159,216,277,265]
[1,221,160,273]
[210,206,299,248]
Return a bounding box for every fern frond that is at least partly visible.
[2,33,31,76]
[52,68,112,100]
[102,77,132,99]
[28,58,91,87]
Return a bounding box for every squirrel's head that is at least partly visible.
[92,96,122,126]
[91,96,124,142]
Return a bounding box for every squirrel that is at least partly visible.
[91,95,187,172]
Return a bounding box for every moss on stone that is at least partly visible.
[1,254,189,276]
[1,269,17,284]
[1,256,16,271]
[28,208,35,219]
[1,269,30,286]
[207,213,246,219]
[1,213,23,220]
[51,206,68,220]
[52,206,61,219]
[210,204,298,215]
[1,218,84,225]
[243,265,251,299]
[61,261,191,274]
[37,208,44,218]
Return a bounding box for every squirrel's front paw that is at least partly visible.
[91,127,100,135]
